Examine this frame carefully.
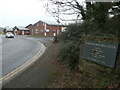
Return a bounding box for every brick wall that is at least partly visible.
[26,25,33,35]
[26,21,63,36]
[17,30,29,35]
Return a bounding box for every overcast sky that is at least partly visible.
[0,0,86,28]
[0,0,59,27]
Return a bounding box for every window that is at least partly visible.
[54,30,56,32]
[35,29,39,33]
[46,29,49,32]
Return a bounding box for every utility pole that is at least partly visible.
[44,22,46,37]
[56,0,60,36]
[53,0,60,42]
[58,0,60,35]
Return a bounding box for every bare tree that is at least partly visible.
[43,0,119,25]
[43,0,85,24]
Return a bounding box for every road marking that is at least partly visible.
[0,57,34,80]
[4,44,45,81]
[0,49,39,80]
[0,41,46,84]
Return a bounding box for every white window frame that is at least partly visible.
[46,29,49,32]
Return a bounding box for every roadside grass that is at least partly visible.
[28,35,43,37]
[62,69,113,88]
[48,43,120,88]
[78,67,117,88]
[92,75,112,88]
[0,33,5,35]
[97,77,111,87]
[78,68,90,77]
[28,35,53,37]
[52,71,62,77]
[64,71,73,88]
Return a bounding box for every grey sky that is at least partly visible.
[0,0,86,27]
[0,0,59,27]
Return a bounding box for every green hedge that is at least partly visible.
[58,42,80,69]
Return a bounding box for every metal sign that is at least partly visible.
[82,41,118,68]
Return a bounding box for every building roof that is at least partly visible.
[35,20,63,26]
[15,26,29,30]
[43,20,61,26]
[4,27,13,31]
[26,24,33,28]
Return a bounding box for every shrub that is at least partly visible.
[58,42,80,69]
[58,23,84,43]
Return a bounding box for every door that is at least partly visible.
[22,31,24,35]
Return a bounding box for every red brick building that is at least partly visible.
[26,24,33,35]
[26,20,63,37]
[13,26,29,35]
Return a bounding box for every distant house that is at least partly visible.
[26,24,33,35]
[3,27,14,34]
[26,20,64,37]
[13,26,29,35]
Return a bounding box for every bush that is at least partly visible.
[58,23,85,43]
[58,42,80,69]
[57,15,119,70]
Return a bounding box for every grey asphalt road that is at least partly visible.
[3,36,55,88]
[2,36,42,77]
[21,36,54,46]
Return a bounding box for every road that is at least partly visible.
[22,36,54,46]
[2,35,42,77]
[2,36,55,88]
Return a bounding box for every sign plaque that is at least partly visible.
[82,41,118,68]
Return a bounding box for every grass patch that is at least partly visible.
[78,67,90,77]
[28,35,53,37]
[81,71,90,77]
[93,76,111,88]
[0,33,5,35]
[52,72,62,77]
[64,72,73,88]
[28,35,43,37]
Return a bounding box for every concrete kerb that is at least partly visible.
[0,37,46,87]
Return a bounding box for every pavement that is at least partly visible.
[2,36,55,88]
